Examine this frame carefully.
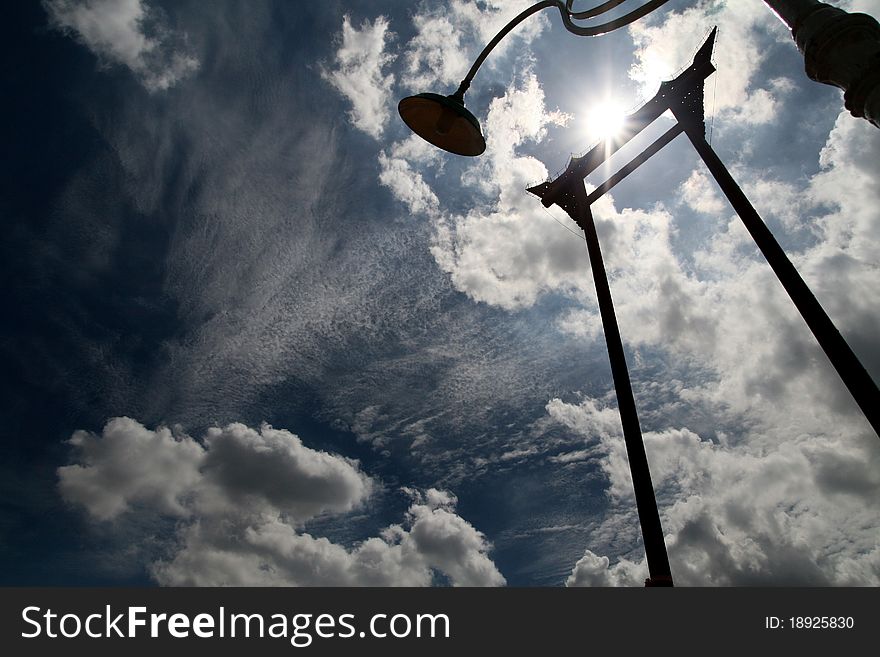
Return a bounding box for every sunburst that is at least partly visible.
[585,100,627,143]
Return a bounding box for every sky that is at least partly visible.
[1,0,879,587]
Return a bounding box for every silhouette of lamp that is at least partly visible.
[398,92,485,156]
[399,0,880,156]
[398,0,676,157]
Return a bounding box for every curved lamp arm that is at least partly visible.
[566,1,628,20]
[452,0,671,100]
[399,1,672,156]
[560,0,671,35]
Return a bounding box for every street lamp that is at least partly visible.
[399,0,678,156]
[399,0,880,152]
[397,1,880,588]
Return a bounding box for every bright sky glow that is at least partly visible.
[584,99,627,143]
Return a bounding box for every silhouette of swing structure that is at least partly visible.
[527,28,880,587]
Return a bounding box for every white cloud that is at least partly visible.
[548,195,725,364]
[379,45,879,588]
[153,488,505,586]
[810,111,880,261]
[379,2,878,353]
[60,418,504,586]
[676,112,880,426]
[566,550,644,587]
[378,136,440,215]
[401,0,548,91]
[427,74,580,310]
[742,176,810,231]
[572,129,880,586]
[551,397,880,586]
[152,517,431,586]
[679,167,726,215]
[198,423,374,520]
[44,0,199,91]
[842,0,880,15]
[797,111,880,388]
[378,71,588,311]
[403,11,471,92]
[40,0,880,588]
[322,15,396,139]
[402,497,507,586]
[58,417,203,521]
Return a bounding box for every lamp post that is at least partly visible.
[397,1,880,587]
[399,1,880,155]
[768,0,880,126]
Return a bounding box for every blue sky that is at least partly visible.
[2,0,879,586]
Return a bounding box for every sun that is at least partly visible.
[585,100,627,143]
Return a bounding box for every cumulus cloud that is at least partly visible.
[547,108,880,439]
[428,74,579,310]
[551,194,724,366]
[198,423,374,520]
[626,0,880,126]
[60,418,504,586]
[372,4,878,410]
[378,135,441,215]
[842,0,880,17]
[810,111,880,261]
[566,550,644,587]
[44,0,199,91]
[401,0,548,91]
[742,176,810,232]
[58,416,203,521]
[39,0,880,589]
[154,487,505,586]
[378,71,589,311]
[322,15,396,139]
[797,111,880,382]
[679,167,726,216]
[153,517,433,586]
[550,397,880,586]
[680,112,880,425]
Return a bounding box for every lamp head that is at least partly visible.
[398,92,486,156]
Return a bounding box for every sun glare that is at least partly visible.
[585,100,627,143]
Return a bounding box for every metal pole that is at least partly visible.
[763,0,880,127]
[565,181,673,587]
[679,124,880,437]
[764,0,824,26]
